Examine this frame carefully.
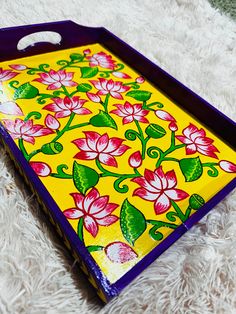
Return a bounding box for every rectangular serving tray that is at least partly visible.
[0,20,235,302]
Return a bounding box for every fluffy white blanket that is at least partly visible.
[0,0,235,313]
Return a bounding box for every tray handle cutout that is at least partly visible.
[0,21,103,62]
[17,31,62,51]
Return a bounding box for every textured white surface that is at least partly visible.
[0,0,236,313]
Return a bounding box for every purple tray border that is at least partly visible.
[0,20,235,301]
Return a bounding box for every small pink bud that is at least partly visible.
[45,114,60,130]
[9,64,27,71]
[83,49,91,55]
[86,92,101,103]
[128,151,142,168]
[219,160,236,173]
[135,76,145,84]
[112,72,131,79]
[155,110,175,122]
[169,121,178,132]
[30,162,51,177]
[105,242,138,263]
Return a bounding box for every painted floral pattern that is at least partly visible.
[132,167,189,214]
[0,45,235,280]
[90,78,130,99]
[3,118,53,144]
[176,123,219,158]
[63,188,119,237]
[73,131,130,167]
[34,69,77,90]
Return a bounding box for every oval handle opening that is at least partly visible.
[17,31,62,51]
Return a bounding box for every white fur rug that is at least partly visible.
[0,1,236,313]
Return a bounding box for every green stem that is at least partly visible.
[171,200,187,223]
[18,139,29,160]
[61,85,71,97]
[77,218,84,243]
[95,159,141,193]
[96,159,140,179]
[103,94,110,113]
[67,122,90,131]
[202,162,219,177]
[51,112,75,143]
[27,149,42,161]
[162,157,179,162]
[50,173,72,179]
[184,206,192,220]
[87,245,104,253]
[146,219,178,229]
[134,120,147,159]
[202,162,218,167]
[156,131,185,167]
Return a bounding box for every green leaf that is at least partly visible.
[189,194,205,210]
[80,67,98,78]
[126,90,152,101]
[90,110,117,130]
[179,157,203,182]
[120,199,146,245]
[70,53,83,62]
[73,161,99,195]
[77,83,92,92]
[145,124,166,138]
[13,82,39,100]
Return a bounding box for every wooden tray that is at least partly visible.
[0,20,235,302]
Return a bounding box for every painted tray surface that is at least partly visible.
[0,21,235,302]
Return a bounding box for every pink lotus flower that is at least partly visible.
[90,78,130,100]
[63,188,119,237]
[105,242,138,263]
[219,160,236,173]
[43,96,91,118]
[45,114,60,130]
[155,110,178,131]
[3,118,53,144]
[0,101,23,116]
[176,123,219,159]
[73,131,130,167]
[112,72,131,79]
[83,49,91,55]
[110,101,149,124]
[33,69,77,90]
[135,76,145,84]
[0,68,18,86]
[9,64,27,71]
[30,161,51,177]
[86,52,116,70]
[128,151,142,168]
[86,92,101,103]
[132,166,189,215]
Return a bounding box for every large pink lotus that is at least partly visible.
[176,123,219,159]
[86,52,116,70]
[132,166,189,215]
[110,101,149,124]
[73,131,130,167]
[63,188,119,237]
[34,69,77,90]
[90,78,130,100]
[0,68,18,87]
[3,118,53,144]
[43,96,91,118]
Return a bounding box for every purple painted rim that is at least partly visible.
[0,20,235,302]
